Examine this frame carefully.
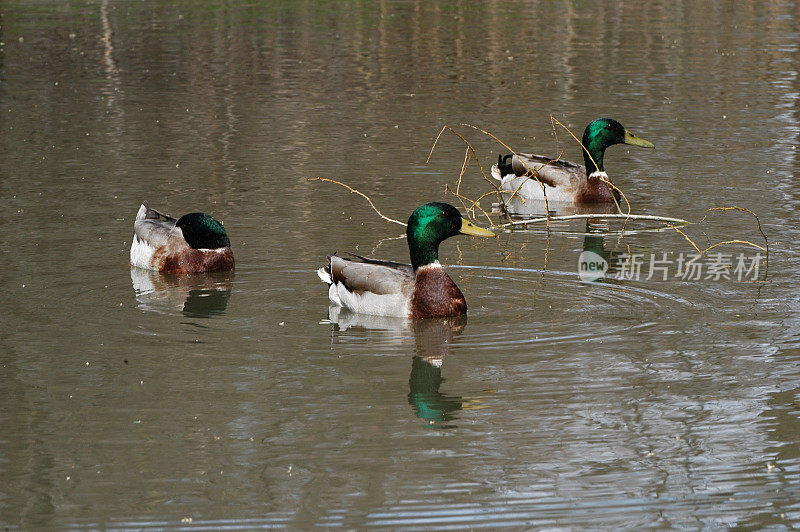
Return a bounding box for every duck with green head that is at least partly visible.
[492,118,654,206]
[318,202,495,319]
[130,201,235,273]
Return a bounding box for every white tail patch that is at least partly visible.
[491,164,503,182]
[130,235,157,270]
[317,267,333,284]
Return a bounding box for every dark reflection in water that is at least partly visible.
[581,219,627,281]
[408,317,466,427]
[408,356,462,426]
[130,268,233,318]
[582,219,611,256]
[327,310,480,427]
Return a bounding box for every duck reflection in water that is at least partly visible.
[130,268,234,318]
[408,316,466,427]
[326,308,477,427]
[581,218,641,282]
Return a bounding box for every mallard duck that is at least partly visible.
[130,201,234,273]
[317,202,495,319]
[491,118,654,204]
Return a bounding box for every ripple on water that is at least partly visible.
[453,265,704,350]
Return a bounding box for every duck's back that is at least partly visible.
[132,202,178,248]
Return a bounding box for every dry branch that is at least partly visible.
[427,124,503,218]
[311,123,769,273]
[494,213,691,230]
[307,177,406,226]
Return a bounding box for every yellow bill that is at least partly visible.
[624,129,655,149]
[460,217,496,238]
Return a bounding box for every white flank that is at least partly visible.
[495,172,575,203]
[130,235,157,270]
[331,285,410,318]
[319,266,411,318]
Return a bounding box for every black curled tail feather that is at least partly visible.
[497,154,514,176]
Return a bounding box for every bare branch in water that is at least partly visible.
[307,177,407,227]
[313,125,768,277]
[664,206,769,261]
[703,206,769,254]
[700,206,769,277]
[494,213,691,230]
[427,125,504,211]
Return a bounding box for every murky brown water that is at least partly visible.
[2,1,800,529]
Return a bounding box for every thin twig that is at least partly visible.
[703,206,769,254]
[459,122,554,229]
[426,125,448,164]
[370,233,407,255]
[493,213,690,230]
[445,184,494,225]
[451,146,473,218]
[308,177,406,226]
[667,224,767,254]
[428,125,504,209]
[668,224,703,254]
[667,206,770,255]
[702,239,767,253]
[696,205,769,278]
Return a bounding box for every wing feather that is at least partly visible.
[330,255,413,296]
[511,153,585,189]
[133,202,181,248]
[343,252,414,276]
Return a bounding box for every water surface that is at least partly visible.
[2,1,799,529]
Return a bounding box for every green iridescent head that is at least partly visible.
[177,212,231,249]
[581,118,654,174]
[406,202,494,270]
